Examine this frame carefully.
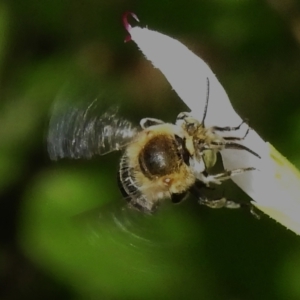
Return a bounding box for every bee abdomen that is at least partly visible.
[118,153,156,213]
[119,154,139,198]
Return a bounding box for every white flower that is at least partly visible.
[124,13,300,235]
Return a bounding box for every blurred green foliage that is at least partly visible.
[1,0,300,299]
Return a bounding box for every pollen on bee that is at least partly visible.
[163,177,172,185]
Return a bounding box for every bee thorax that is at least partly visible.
[138,135,180,178]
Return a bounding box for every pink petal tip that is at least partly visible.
[122,11,139,42]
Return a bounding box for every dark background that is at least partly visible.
[1,0,300,299]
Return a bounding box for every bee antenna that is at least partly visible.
[201,77,210,126]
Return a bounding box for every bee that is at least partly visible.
[48,78,260,215]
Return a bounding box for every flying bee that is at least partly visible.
[48,78,260,215]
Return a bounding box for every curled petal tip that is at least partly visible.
[122,11,139,31]
[124,35,132,43]
[122,11,139,42]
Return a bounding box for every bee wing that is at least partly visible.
[48,98,139,160]
[75,199,171,250]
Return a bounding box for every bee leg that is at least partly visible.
[202,167,256,185]
[210,140,261,159]
[189,184,260,218]
[176,112,192,120]
[199,196,260,218]
[211,119,249,133]
[140,118,165,129]
[222,126,250,141]
[175,112,199,130]
[171,191,188,204]
[212,119,251,142]
[199,196,239,209]
[223,142,261,159]
[240,202,260,218]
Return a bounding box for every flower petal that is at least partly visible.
[128,24,300,235]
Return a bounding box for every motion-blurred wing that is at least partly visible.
[48,99,139,160]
